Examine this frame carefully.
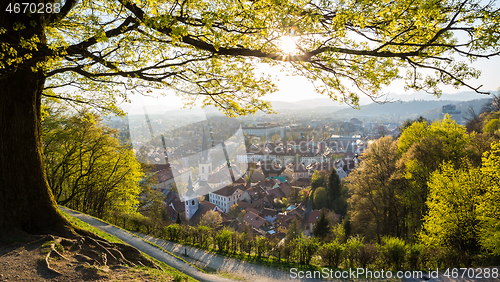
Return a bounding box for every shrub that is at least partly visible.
[379,236,406,270]
[406,244,424,270]
[165,224,181,242]
[358,243,378,269]
[295,237,320,265]
[320,241,343,267]
[343,236,364,268]
[215,228,232,253]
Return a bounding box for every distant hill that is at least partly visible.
[421,98,490,121]
[123,91,495,117]
[390,91,492,102]
[267,98,348,112]
[330,100,456,118]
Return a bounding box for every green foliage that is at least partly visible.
[229,203,240,217]
[281,198,289,211]
[43,109,142,219]
[320,241,343,267]
[331,223,347,244]
[327,168,345,214]
[312,187,327,209]
[165,224,182,242]
[199,210,222,228]
[4,0,499,116]
[477,141,500,255]
[287,219,301,241]
[347,137,404,242]
[312,208,330,240]
[255,236,268,258]
[397,120,430,155]
[484,117,500,134]
[419,161,481,260]
[397,115,472,238]
[378,236,406,270]
[311,170,327,191]
[215,228,232,252]
[406,244,424,270]
[294,236,319,265]
[343,236,364,268]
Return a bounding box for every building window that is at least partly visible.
[202,167,204,173]
[192,200,195,205]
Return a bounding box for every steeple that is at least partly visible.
[184,175,198,220]
[198,127,212,183]
[200,128,209,164]
[185,176,194,198]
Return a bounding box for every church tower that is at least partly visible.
[198,128,212,183]
[184,176,198,220]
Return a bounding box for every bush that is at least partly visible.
[358,243,378,269]
[295,237,320,265]
[406,244,424,270]
[165,224,181,242]
[320,241,343,267]
[215,228,232,253]
[379,236,406,270]
[343,236,364,268]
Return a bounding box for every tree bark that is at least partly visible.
[0,9,70,236]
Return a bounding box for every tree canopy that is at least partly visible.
[43,109,143,219]
[3,0,500,114]
[1,0,500,236]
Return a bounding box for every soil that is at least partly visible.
[0,234,176,282]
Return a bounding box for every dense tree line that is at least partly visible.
[346,99,500,264]
[43,109,143,219]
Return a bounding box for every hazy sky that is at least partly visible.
[126,54,500,111]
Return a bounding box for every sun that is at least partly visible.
[278,36,297,55]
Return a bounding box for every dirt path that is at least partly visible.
[60,207,235,282]
[61,207,498,282]
[133,232,325,282]
[60,207,322,282]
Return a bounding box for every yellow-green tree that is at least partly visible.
[229,203,240,217]
[199,210,222,229]
[1,0,499,236]
[313,187,328,210]
[419,161,482,262]
[43,110,143,219]
[397,115,472,238]
[477,141,500,255]
[347,137,405,242]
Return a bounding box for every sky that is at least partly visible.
[125,53,500,112]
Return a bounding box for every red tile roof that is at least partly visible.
[243,211,266,229]
[307,210,322,225]
[261,208,278,217]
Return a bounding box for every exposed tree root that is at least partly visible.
[37,229,163,275]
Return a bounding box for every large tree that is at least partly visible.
[1,0,500,237]
[347,136,405,243]
[397,115,472,238]
[43,110,142,219]
[420,160,482,262]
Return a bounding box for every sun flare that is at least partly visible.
[278,36,297,55]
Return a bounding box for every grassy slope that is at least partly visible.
[60,210,199,282]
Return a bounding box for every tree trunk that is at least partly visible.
[0,10,70,237]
